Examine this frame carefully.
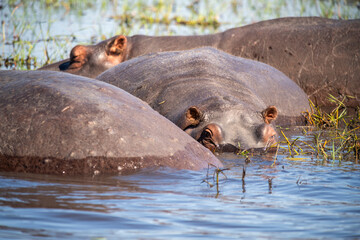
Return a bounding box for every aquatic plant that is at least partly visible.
[278,95,360,163]
[304,95,353,129]
[202,163,230,196]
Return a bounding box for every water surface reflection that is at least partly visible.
[1,142,359,239]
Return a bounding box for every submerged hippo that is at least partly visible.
[96,47,310,151]
[39,17,360,107]
[0,71,222,175]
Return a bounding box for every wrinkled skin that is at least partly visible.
[0,70,222,175]
[96,47,310,152]
[39,17,360,107]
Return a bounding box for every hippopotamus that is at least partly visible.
[0,70,222,175]
[39,17,360,107]
[96,47,310,152]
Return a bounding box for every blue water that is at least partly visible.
[1,143,359,239]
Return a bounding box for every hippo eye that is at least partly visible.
[203,129,213,139]
[199,128,214,142]
[198,128,217,152]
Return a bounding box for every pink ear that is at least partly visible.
[262,106,278,124]
[178,106,203,130]
[107,35,127,55]
[186,106,202,125]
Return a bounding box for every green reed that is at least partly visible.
[279,95,360,163]
[303,95,352,129]
[202,164,230,196]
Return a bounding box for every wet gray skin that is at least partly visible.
[0,70,222,175]
[39,17,360,107]
[97,47,310,152]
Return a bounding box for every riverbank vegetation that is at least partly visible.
[1,0,360,69]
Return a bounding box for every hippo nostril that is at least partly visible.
[263,134,278,150]
[59,61,71,71]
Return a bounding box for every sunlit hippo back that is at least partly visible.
[97,47,310,151]
[0,70,222,175]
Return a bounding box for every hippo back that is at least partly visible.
[220,17,360,107]
[97,47,310,125]
[0,70,222,175]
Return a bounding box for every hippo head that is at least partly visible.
[177,105,279,152]
[57,35,128,78]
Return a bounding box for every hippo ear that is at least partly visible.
[106,35,127,55]
[262,106,278,124]
[186,106,202,125]
[178,106,203,130]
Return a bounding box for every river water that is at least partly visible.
[1,135,360,239]
[1,1,360,239]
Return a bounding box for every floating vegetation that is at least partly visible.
[236,143,252,162]
[277,95,360,164]
[303,95,355,129]
[112,13,220,28]
[271,143,281,167]
[202,163,230,196]
[280,126,359,164]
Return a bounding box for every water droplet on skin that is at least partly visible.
[44,158,51,163]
